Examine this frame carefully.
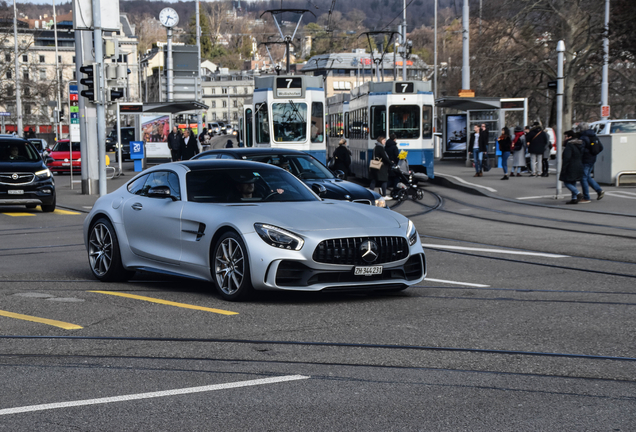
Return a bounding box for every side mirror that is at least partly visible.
[334,170,345,179]
[312,183,327,198]
[148,185,177,201]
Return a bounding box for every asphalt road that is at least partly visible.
[0,178,635,431]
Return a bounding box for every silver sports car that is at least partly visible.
[83,160,426,301]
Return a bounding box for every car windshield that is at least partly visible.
[247,154,334,180]
[186,168,320,203]
[0,141,41,162]
[53,141,81,152]
[609,121,636,133]
[272,102,307,142]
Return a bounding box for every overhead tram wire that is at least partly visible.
[2,335,636,363]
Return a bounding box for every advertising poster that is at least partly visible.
[445,114,467,152]
[142,114,171,158]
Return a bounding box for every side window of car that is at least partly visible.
[142,171,181,200]
[127,174,149,195]
[219,154,236,159]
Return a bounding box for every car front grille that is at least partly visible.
[313,236,409,265]
[0,172,35,185]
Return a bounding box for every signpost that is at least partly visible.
[69,83,80,142]
[0,112,10,134]
[129,140,144,172]
[601,105,610,118]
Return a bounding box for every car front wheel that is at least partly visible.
[212,231,253,301]
[88,218,134,282]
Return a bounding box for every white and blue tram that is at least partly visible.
[325,93,350,159]
[240,75,327,164]
[346,81,434,179]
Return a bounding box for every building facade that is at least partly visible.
[201,74,254,125]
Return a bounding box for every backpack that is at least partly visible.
[587,135,603,156]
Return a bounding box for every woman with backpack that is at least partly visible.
[511,126,526,177]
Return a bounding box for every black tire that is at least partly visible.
[212,231,253,301]
[88,218,134,282]
[41,197,56,213]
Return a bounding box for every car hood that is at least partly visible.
[303,178,377,201]
[224,200,404,232]
[0,160,46,171]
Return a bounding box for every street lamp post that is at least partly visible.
[601,0,609,120]
[13,0,23,136]
[53,0,62,141]
[555,40,565,199]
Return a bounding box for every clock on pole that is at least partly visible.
[159,7,179,28]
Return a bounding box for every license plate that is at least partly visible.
[354,266,383,276]
[8,190,24,195]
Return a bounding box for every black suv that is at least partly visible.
[0,135,56,212]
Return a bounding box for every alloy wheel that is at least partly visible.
[215,237,245,295]
[89,223,113,277]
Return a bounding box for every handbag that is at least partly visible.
[481,154,491,172]
[369,148,383,170]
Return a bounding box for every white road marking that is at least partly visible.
[516,194,568,200]
[0,375,310,416]
[422,243,569,258]
[435,172,497,192]
[424,278,490,287]
[606,191,636,200]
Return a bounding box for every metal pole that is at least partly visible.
[556,40,565,198]
[92,0,107,197]
[13,0,23,136]
[433,0,438,131]
[53,0,61,141]
[461,0,470,90]
[401,0,407,81]
[167,28,174,102]
[196,0,202,135]
[117,101,122,173]
[601,0,609,120]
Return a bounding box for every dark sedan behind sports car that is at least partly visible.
[191,148,387,208]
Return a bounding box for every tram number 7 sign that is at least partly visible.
[276,77,302,97]
[396,82,414,93]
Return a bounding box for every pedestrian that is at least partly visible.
[167,126,183,161]
[526,122,548,177]
[385,133,399,188]
[468,124,485,177]
[577,122,605,202]
[541,128,552,177]
[198,127,209,150]
[559,130,585,204]
[498,127,512,180]
[368,135,393,199]
[225,139,234,148]
[511,126,526,177]
[180,128,199,160]
[332,138,352,176]
[25,127,36,139]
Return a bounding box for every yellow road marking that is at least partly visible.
[0,310,83,330]
[88,291,239,315]
[53,209,81,215]
[1,212,35,217]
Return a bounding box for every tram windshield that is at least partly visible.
[389,105,420,139]
[272,102,308,142]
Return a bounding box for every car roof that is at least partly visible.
[179,158,285,172]
[0,135,29,144]
[198,148,309,158]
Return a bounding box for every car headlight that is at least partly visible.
[254,223,304,250]
[35,168,51,179]
[374,196,386,208]
[406,220,418,246]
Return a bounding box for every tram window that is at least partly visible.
[344,112,350,138]
[370,106,386,140]
[255,103,269,144]
[272,102,308,142]
[245,108,253,147]
[389,105,420,139]
[422,105,433,139]
[311,102,324,143]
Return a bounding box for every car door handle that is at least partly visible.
[131,203,143,211]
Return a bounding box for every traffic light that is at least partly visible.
[79,63,97,101]
[108,89,124,102]
[59,108,64,122]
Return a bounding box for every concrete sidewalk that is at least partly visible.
[431,159,636,216]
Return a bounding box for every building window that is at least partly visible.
[222,100,227,108]
[5,54,10,62]
[72,71,76,80]
[212,88,216,94]
[211,112,216,120]
[222,87,228,94]
[23,70,29,81]
[233,112,238,120]
[39,55,45,63]
[233,87,237,94]
[7,85,13,96]
[6,71,11,79]
[24,87,30,96]
[41,105,48,116]
[72,56,76,63]
[22,54,27,62]
[233,100,238,108]
[244,87,248,94]
[25,103,31,114]
[211,101,216,108]
[58,55,62,63]
[39,69,46,80]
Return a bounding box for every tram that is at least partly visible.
[240,75,327,163]
[346,81,435,179]
[325,93,350,161]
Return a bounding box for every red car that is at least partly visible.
[47,140,81,173]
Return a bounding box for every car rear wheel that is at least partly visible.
[88,218,134,282]
[212,231,253,301]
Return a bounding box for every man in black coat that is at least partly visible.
[385,133,399,187]
[180,128,199,160]
[559,131,585,204]
[526,122,548,177]
[577,122,604,202]
[167,126,183,161]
